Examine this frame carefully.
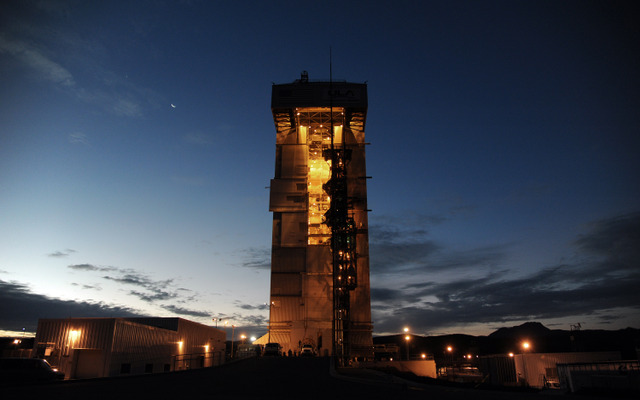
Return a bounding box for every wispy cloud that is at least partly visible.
[48,249,77,258]
[238,247,270,270]
[234,301,269,311]
[69,264,187,305]
[184,132,214,146]
[129,289,177,302]
[1,22,158,118]
[111,97,142,117]
[71,282,102,291]
[0,35,75,87]
[68,263,115,272]
[161,304,210,318]
[68,132,89,145]
[102,273,177,303]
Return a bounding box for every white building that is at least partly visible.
[33,317,225,379]
[480,351,621,388]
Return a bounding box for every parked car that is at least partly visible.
[0,358,65,384]
[300,344,315,357]
[263,343,281,356]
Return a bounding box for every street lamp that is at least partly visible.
[404,335,411,360]
[446,345,453,367]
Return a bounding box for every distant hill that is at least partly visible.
[488,321,551,338]
[373,322,640,360]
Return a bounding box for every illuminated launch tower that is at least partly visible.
[268,72,372,362]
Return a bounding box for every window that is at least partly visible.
[145,363,153,373]
[120,363,131,374]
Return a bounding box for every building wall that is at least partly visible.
[33,318,225,378]
[363,360,437,378]
[479,355,517,386]
[268,79,373,358]
[34,318,117,378]
[557,360,640,393]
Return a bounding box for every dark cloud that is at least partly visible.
[161,305,210,318]
[574,212,640,267]
[223,312,268,328]
[48,249,76,258]
[0,279,146,332]
[234,301,268,311]
[68,263,115,272]
[369,211,510,275]
[370,242,441,273]
[371,213,448,234]
[70,263,201,307]
[371,212,640,334]
[129,290,176,302]
[239,247,270,270]
[370,230,507,275]
[369,224,432,244]
[239,314,267,327]
[102,273,177,303]
[370,288,405,302]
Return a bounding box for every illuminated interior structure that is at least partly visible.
[265,72,372,360]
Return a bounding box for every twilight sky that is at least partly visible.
[1,0,639,338]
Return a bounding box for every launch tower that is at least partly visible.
[266,72,372,362]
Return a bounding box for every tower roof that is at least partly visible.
[272,77,367,111]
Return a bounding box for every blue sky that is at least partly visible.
[1,0,639,338]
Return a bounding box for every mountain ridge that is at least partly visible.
[373,322,640,359]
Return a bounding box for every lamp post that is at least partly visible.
[521,340,531,387]
[267,301,275,343]
[402,327,410,361]
[404,335,411,361]
[231,325,236,358]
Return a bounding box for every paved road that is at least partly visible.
[1,357,619,400]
